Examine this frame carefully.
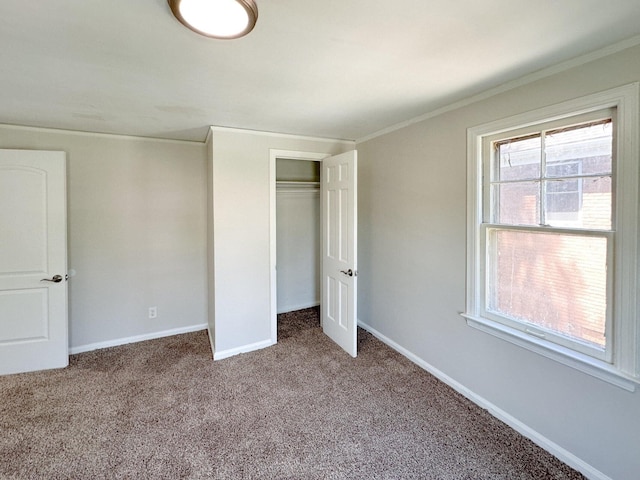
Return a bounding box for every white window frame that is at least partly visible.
[463,84,640,391]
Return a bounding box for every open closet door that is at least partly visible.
[321,150,357,357]
[0,150,68,375]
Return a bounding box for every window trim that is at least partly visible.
[463,83,640,391]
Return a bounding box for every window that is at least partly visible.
[464,84,640,390]
[487,116,613,360]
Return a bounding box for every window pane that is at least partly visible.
[487,229,607,349]
[496,136,540,181]
[545,121,612,177]
[492,182,539,225]
[545,176,611,229]
[546,161,580,178]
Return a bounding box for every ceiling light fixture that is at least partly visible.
[168,0,258,39]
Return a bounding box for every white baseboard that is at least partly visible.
[357,319,611,480]
[277,301,320,314]
[213,338,275,361]
[69,324,208,355]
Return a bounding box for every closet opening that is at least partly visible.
[275,157,321,331]
[270,148,358,356]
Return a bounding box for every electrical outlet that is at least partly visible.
[148,306,157,319]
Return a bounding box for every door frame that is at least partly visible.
[269,149,330,344]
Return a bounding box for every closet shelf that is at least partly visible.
[276,181,320,190]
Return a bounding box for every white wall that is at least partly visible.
[0,126,208,350]
[356,43,640,479]
[207,127,353,357]
[276,187,320,313]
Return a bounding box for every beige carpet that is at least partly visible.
[0,307,584,479]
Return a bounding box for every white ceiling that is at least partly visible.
[1,0,640,142]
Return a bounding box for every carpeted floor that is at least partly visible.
[0,307,585,479]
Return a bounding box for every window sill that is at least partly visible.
[461,313,638,392]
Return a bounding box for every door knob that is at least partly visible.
[41,274,63,283]
[340,269,357,277]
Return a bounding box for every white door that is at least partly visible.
[321,150,357,357]
[0,150,68,375]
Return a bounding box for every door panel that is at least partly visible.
[0,150,68,375]
[0,167,48,274]
[0,289,48,343]
[321,150,357,357]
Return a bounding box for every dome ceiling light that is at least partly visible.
[168,0,258,39]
